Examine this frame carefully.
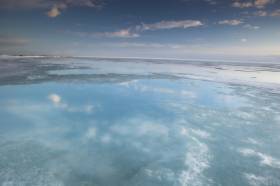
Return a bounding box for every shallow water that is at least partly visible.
[0,57,280,186]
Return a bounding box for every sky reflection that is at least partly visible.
[0,77,280,186]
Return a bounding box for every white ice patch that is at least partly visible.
[179,137,211,186]
[244,138,262,146]
[190,129,211,139]
[235,111,254,120]
[180,127,210,139]
[239,148,280,168]
[244,173,267,186]
[118,80,139,87]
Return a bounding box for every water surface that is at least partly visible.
[0,57,280,186]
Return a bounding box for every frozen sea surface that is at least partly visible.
[0,57,280,186]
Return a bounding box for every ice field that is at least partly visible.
[0,56,280,186]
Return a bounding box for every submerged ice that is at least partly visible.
[0,57,280,186]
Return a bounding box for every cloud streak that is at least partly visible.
[97,29,140,38]
[254,9,280,17]
[139,20,203,31]
[232,0,274,9]
[218,19,243,26]
[97,20,203,38]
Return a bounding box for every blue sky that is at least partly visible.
[0,0,279,59]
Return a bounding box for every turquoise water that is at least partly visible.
[0,59,280,186]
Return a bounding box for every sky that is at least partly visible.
[0,0,280,59]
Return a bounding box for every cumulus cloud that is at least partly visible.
[254,0,273,8]
[97,20,203,38]
[232,0,274,9]
[0,0,100,17]
[218,19,243,26]
[47,4,63,17]
[254,9,280,17]
[48,93,94,113]
[232,1,253,8]
[48,93,61,104]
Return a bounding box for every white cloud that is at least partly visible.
[0,0,99,8]
[48,93,61,104]
[47,1,97,18]
[254,0,273,8]
[47,4,62,18]
[254,9,280,17]
[241,38,248,42]
[47,93,94,113]
[232,0,274,9]
[232,1,253,8]
[100,29,140,38]
[97,20,203,38]
[140,20,203,31]
[218,19,243,26]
